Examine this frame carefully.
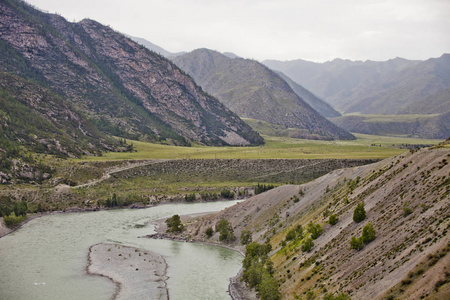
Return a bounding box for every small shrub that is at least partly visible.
[403,202,412,216]
[307,222,323,239]
[3,212,26,228]
[353,202,366,223]
[361,223,376,244]
[350,236,364,250]
[185,192,196,202]
[328,214,339,225]
[220,189,235,199]
[205,227,213,238]
[302,237,314,252]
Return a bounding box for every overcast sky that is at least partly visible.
[26,0,450,62]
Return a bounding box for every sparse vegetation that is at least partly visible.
[241,230,252,245]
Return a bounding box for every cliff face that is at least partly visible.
[0,0,262,146]
[173,49,355,140]
[182,142,450,299]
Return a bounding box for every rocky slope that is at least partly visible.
[0,0,262,146]
[178,141,450,299]
[173,49,354,140]
[275,71,341,118]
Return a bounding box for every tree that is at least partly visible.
[240,230,252,245]
[328,214,339,225]
[307,222,323,239]
[258,271,281,300]
[216,218,235,242]
[350,236,364,250]
[353,202,366,223]
[165,214,183,233]
[361,222,376,244]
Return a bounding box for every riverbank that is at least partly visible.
[147,213,258,300]
[87,243,169,300]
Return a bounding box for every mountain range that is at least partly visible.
[172,49,354,140]
[263,55,450,116]
[0,0,263,153]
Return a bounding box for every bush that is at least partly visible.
[361,223,376,243]
[285,225,303,242]
[307,222,323,239]
[350,236,364,250]
[205,227,213,238]
[3,212,26,228]
[165,215,183,233]
[220,189,235,199]
[302,237,314,252]
[351,223,376,250]
[185,192,196,202]
[353,202,366,223]
[328,214,339,225]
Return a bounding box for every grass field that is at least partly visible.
[75,133,442,161]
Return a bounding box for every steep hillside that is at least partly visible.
[0,72,126,183]
[177,142,450,299]
[127,35,185,58]
[173,49,354,140]
[275,71,341,118]
[331,113,450,140]
[0,0,262,146]
[263,56,450,115]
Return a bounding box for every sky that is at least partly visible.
[26,0,450,62]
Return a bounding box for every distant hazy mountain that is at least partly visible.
[263,55,450,115]
[331,113,450,139]
[0,0,263,147]
[275,71,341,118]
[127,35,186,58]
[173,49,354,140]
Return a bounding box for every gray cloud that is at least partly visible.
[27,0,450,62]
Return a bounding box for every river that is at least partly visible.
[0,201,243,300]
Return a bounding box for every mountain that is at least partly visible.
[399,87,450,115]
[127,35,186,58]
[179,142,450,299]
[0,0,263,147]
[173,49,354,140]
[330,113,450,139]
[275,71,341,118]
[263,56,450,115]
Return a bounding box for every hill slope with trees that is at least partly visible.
[175,142,450,299]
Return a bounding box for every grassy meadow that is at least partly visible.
[75,133,442,162]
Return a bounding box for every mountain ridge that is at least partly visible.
[0,0,263,147]
[263,55,450,115]
[173,48,354,140]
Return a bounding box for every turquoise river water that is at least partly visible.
[0,201,242,300]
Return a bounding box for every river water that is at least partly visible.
[0,201,243,300]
